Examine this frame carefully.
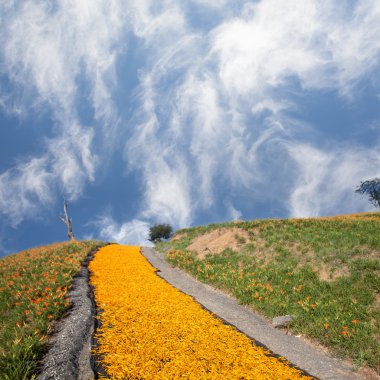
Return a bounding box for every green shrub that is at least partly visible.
[148,224,173,243]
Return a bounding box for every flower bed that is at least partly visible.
[0,240,104,379]
[90,245,312,379]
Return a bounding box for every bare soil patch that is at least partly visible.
[171,233,187,241]
[317,263,351,282]
[187,227,352,281]
[187,228,249,259]
[183,225,377,284]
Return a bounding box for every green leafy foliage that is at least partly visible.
[356,178,380,208]
[148,224,173,243]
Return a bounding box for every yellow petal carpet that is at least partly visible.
[89,245,313,379]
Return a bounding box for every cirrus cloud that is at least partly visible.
[0,1,380,248]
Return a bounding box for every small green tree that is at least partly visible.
[355,178,380,208]
[148,223,173,243]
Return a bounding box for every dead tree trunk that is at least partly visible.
[60,201,76,242]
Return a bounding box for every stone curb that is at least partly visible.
[36,248,98,380]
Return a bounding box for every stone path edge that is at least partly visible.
[142,247,363,380]
[36,246,102,380]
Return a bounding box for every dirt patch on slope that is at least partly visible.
[317,263,351,282]
[183,225,377,284]
[187,228,249,259]
[188,229,352,281]
[171,233,187,241]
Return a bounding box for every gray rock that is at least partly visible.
[272,315,293,328]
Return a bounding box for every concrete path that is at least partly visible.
[142,247,363,380]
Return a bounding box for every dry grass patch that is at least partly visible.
[317,263,351,282]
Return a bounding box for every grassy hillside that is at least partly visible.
[157,213,380,372]
[0,240,105,380]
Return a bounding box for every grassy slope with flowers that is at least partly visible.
[90,244,312,379]
[0,240,105,380]
[157,213,380,373]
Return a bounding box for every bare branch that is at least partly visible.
[60,200,76,241]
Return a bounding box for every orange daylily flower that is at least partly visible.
[90,245,312,379]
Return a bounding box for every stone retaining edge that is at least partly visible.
[36,247,99,380]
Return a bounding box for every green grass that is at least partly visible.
[158,213,380,372]
[0,240,105,380]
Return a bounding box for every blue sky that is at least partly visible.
[1,0,380,256]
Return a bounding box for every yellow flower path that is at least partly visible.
[89,245,313,379]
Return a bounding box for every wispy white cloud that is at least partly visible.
[210,0,380,100]
[191,0,228,8]
[48,122,97,200]
[287,143,380,217]
[1,0,380,233]
[126,74,193,227]
[0,118,98,225]
[125,0,380,226]
[2,0,124,120]
[0,157,53,226]
[128,1,186,40]
[225,200,242,221]
[94,216,153,246]
[0,0,125,223]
